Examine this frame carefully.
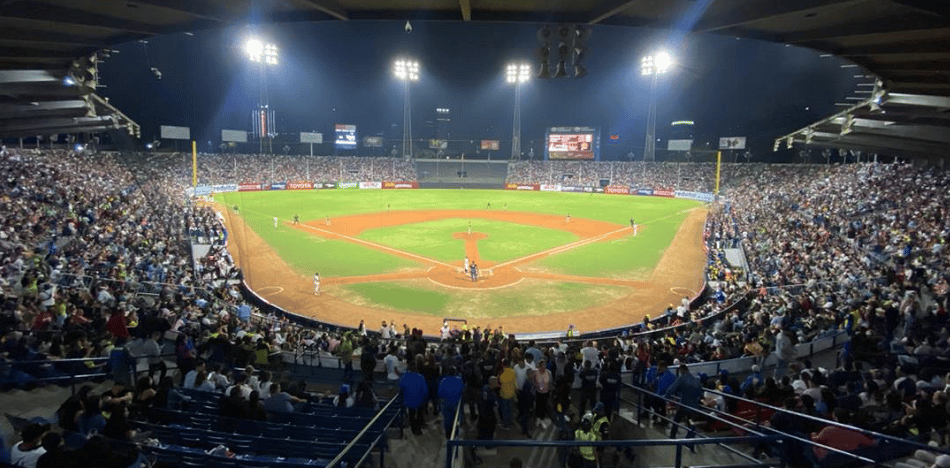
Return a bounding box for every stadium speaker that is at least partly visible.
[538,44,552,79]
[574,64,587,78]
[554,61,568,78]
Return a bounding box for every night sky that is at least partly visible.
[97,20,858,161]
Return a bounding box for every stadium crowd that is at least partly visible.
[506,160,718,192]
[191,154,416,185]
[1,147,949,467]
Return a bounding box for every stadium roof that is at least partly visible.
[0,0,948,149]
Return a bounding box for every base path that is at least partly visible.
[217,205,708,334]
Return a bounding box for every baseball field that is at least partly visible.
[215,189,708,334]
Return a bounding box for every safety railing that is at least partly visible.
[325,393,403,468]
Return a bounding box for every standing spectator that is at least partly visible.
[477,376,499,441]
[498,359,517,429]
[664,364,703,443]
[774,327,796,379]
[400,360,429,435]
[533,358,552,427]
[438,367,465,437]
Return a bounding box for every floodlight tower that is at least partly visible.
[640,51,672,162]
[246,38,278,154]
[506,63,530,160]
[393,59,419,158]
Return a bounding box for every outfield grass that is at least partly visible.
[217,189,700,227]
[357,218,578,263]
[530,209,692,278]
[331,278,630,319]
[231,206,421,276]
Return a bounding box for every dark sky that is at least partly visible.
[97,20,858,161]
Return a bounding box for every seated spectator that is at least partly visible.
[264,383,305,413]
[242,390,267,420]
[811,408,877,462]
[10,423,49,468]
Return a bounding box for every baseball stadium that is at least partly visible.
[1,2,949,468]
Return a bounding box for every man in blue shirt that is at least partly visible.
[438,367,465,437]
[400,360,429,435]
[664,364,703,441]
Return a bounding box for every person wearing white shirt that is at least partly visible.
[183,361,206,389]
[10,423,48,468]
[383,348,401,380]
[580,341,600,369]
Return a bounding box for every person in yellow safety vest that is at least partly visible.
[574,412,599,468]
[567,324,576,338]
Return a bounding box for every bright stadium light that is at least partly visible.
[640,50,674,162]
[394,59,419,81]
[506,62,530,159]
[246,38,278,65]
[506,63,531,83]
[394,58,421,157]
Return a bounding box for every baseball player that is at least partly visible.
[313,272,320,295]
[464,256,470,274]
[293,214,300,225]
[325,215,331,226]
[468,221,472,235]
[273,216,278,230]
[566,213,571,223]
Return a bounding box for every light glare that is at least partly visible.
[394,59,419,81]
[505,62,530,84]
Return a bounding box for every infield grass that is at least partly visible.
[357,218,578,263]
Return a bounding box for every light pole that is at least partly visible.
[506,63,530,160]
[246,38,278,154]
[640,51,672,162]
[393,59,419,158]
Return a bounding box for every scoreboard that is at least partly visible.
[545,127,600,160]
[335,124,357,150]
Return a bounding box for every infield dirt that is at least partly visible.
[218,206,708,334]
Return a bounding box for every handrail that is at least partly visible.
[324,392,401,468]
[702,386,950,457]
[625,382,880,466]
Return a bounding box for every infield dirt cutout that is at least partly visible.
[218,206,708,334]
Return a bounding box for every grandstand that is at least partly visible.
[415,158,510,189]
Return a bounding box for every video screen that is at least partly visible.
[335,124,357,149]
[547,133,595,160]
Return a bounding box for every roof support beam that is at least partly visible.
[297,0,349,20]
[459,0,471,21]
[122,0,229,22]
[0,5,164,35]
[783,19,949,44]
[587,0,650,25]
[694,0,863,33]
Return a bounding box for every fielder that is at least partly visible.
[273,216,278,230]
[325,215,331,226]
[293,214,300,225]
[566,213,571,223]
[313,272,320,295]
[468,221,472,235]
[464,256,470,274]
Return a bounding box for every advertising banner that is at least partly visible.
[382,181,419,189]
[604,186,631,195]
[270,182,287,190]
[359,181,382,190]
[540,184,561,192]
[192,186,213,196]
[160,125,190,140]
[316,182,337,189]
[238,183,262,192]
[338,182,358,189]
[636,188,654,196]
[300,132,323,144]
[212,184,237,193]
[286,182,314,190]
[583,187,594,193]
[594,187,604,193]
[653,189,675,197]
[480,140,500,150]
[363,136,383,147]
[505,183,539,191]
[674,190,715,202]
[221,129,248,143]
[667,139,693,151]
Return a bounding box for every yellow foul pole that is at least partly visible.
[192,140,197,188]
[715,150,722,197]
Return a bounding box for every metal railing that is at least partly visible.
[325,392,403,468]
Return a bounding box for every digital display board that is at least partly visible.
[334,124,357,149]
[545,127,599,160]
[480,140,500,150]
